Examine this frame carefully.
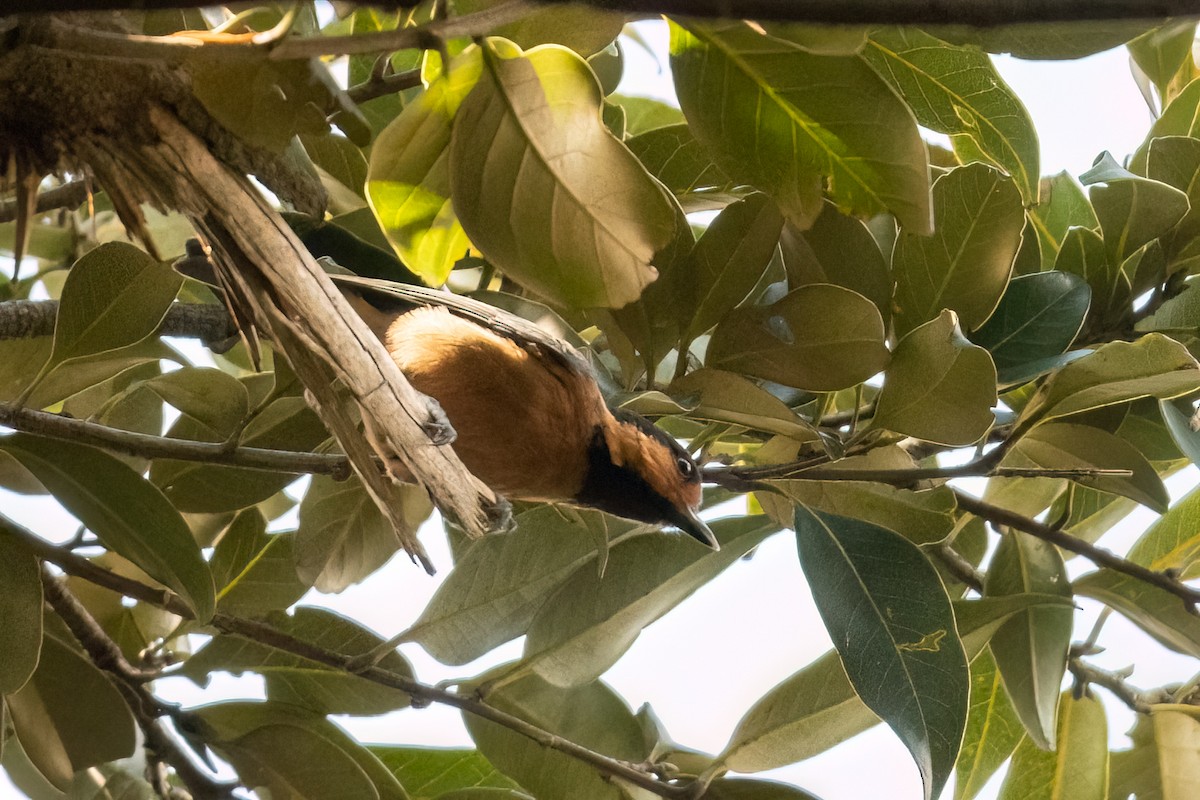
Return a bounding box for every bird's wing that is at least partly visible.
[327,272,594,379]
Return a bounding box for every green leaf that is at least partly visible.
[954,649,1025,800]
[0,529,41,694]
[450,43,676,308]
[1132,77,1200,173]
[1108,714,1162,800]
[873,310,998,446]
[1146,136,1200,276]
[404,507,644,665]
[794,506,969,800]
[1129,22,1198,99]
[625,123,734,199]
[1001,423,1169,512]
[210,510,310,615]
[44,242,182,373]
[932,21,1154,60]
[6,630,137,791]
[1019,334,1200,426]
[997,693,1108,800]
[514,516,777,687]
[370,747,519,799]
[706,284,890,392]
[1027,172,1099,272]
[464,673,646,800]
[671,193,783,341]
[301,131,369,200]
[716,593,1070,773]
[669,369,819,440]
[704,778,823,799]
[191,701,407,800]
[455,0,623,56]
[297,473,433,593]
[1150,705,1200,799]
[368,46,485,286]
[1128,483,1200,579]
[1076,568,1200,658]
[151,396,329,513]
[893,163,1024,337]
[779,201,892,327]
[1080,155,1190,271]
[132,366,249,438]
[862,28,1039,204]
[762,448,958,546]
[670,20,931,232]
[608,94,686,134]
[969,272,1090,384]
[1054,225,1121,327]
[0,433,215,622]
[984,531,1073,750]
[182,607,414,716]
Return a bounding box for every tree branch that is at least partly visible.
[39,567,239,800]
[0,180,90,224]
[953,489,1200,611]
[346,68,424,105]
[0,404,353,478]
[7,520,694,800]
[0,300,237,346]
[1068,653,1174,713]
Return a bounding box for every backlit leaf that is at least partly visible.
[0,529,41,694]
[1128,483,1200,580]
[670,19,931,232]
[450,42,676,308]
[873,310,998,446]
[370,747,519,799]
[954,649,1024,800]
[893,164,1023,337]
[997,693,1108,800]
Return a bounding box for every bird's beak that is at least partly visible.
[669,505,719,550]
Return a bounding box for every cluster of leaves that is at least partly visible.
[2,4,1200,800]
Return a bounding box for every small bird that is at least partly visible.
[332,273,718,550]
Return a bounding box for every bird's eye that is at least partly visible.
[676,457,694,477]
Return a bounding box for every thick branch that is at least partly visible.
[0,180,90,224]
[40,568,238,800]
[8,522,693,800]
[0,404,352,478]
[954,490,1200,611]
[0,300,237,346]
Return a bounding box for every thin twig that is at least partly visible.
[954,490,1200,612]
[346,67,423,104]
[1068,654,1173,713]
[39,568,238,800]
[7,522,696,800]
[0,404,354,478]
[932,542,984,593]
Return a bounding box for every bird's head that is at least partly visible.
[576,409,717,549]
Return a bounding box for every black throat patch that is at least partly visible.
[575,411,696,525]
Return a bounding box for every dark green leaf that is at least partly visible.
[1081,154,1189,271]
[1146,136,1200,275]
[0,433,214,621]
[794,506,968,800]
[704,778,823,799]
[301,131,369,200]
[138,367,249,439]
[625,123,734,198]
[873,310,998,446]
[670,19,931,232]
[451,43,676,308]
[210,510,310,615]
[969,272,1090,383]
[931,21,1153,60]
[707,284,889,392]
[1027,172,1099,271]
[984,532,1073,750]
[893,164,1023,337]
[863,28,1039,204]
[0,529,41,694]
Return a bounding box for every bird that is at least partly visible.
[330,272,718,550]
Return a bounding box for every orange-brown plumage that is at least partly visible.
[338,276,714,548]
